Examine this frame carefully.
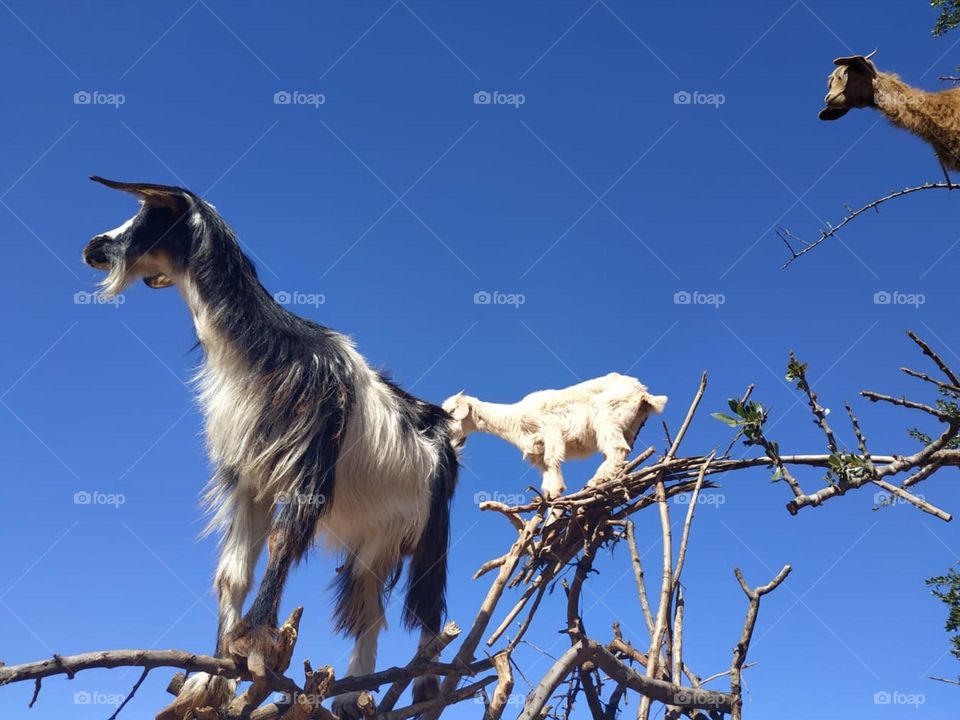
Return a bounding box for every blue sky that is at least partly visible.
[1,0,959,718]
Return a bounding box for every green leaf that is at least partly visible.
[711,412,740,427]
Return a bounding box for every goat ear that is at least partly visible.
[818,106,849,121]
[833,54,877,78]
[450,400,470,421]
[90,176,192,207]
[643,394,668,415]
[143,273,175,289]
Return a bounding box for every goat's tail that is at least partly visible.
[402,440,459,634]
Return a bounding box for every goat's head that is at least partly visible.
[819,50,878,121]
[84,176,199,296]
[442,391,477,447]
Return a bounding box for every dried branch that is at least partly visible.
[730,566,792,720]
[625,520,656,636]
[779,182,960,267]
[484,652,514,720]
[5,331,958,720]
[379,622,461,712]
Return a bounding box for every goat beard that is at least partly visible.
[97,257,131,298]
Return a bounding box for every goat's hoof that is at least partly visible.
[155,673,236,720]
[223,622,290,682]
[331,691,368,719]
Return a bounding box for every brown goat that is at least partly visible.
[819,51,960,180]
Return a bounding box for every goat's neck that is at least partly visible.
[177,230,276,369]
[470,400,530,446]
[873,72,943,139]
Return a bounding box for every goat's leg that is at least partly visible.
[155,486,272,720]
[539,428,567,524]
[940,156,954,189]
[221,493,322,681]
[330,557,389,719]
[410,627,442,703]
[588,426,632,486]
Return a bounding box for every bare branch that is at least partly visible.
[780,182,960,267]
[730,566,792,720]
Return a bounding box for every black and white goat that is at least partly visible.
[82,177,459,719]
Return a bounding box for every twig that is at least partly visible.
[625,520,656,636]
[639,477,674,720]
[860,390,954,422]
[28,678,40,709]
[484,652,514,720]
[107,668,149,720]
[518,641,592,720]
[909,330,960,386]
[730,565,792,720]
[380,676,497,720]
[780,182,960,267]
[427,512,543,720]
[379,622,461,712]
[930,675,960,685]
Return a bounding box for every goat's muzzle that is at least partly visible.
[83,236,112,270]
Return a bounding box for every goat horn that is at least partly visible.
[89,176,190,199]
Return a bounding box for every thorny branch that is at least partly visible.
[1,333,957,718]
[778,181,959,267]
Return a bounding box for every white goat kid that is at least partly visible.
[443,373,667,500]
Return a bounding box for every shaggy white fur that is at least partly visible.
[444,373,667,498]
